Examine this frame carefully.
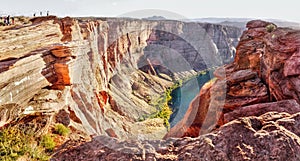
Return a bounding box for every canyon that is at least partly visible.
[0,16,241,142]
[53,20,300,160]
[2,16,300,160]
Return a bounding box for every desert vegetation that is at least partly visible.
[0,123,70,160]
[54,124,70,136]
[0,126,51,161]
[266,24,277,32]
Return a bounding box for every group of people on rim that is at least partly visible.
[33,11,49,17]
[1,11,50,26]
[1,15,14,26]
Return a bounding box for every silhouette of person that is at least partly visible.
[33,13,36,17]
[6,15,10,25]
[47,11,49,16]
[40,11,42,16]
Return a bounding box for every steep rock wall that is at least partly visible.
[52,20,300,161]
[165,20,300,138]
[0,17,242,140]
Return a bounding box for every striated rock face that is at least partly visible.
[52,110,300,161]
[50,20,300,160]
[165,20,300,138]
[0,17,242,140]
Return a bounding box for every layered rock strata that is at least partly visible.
[52,20,300,161]
[165,20,300,138]
[0,16,241,140]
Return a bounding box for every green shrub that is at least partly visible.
[266,24,277,33]
[0,126,50,160]
[54,124,70,136]
[149,88,173,128]
[40,134,56,152]
[151,103,172,127]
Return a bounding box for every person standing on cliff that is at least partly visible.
[6,15,10,25]
[40,11,42,16]
[33,13,36,17]
[47,11,49,16]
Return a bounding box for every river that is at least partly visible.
[169,71,214,127]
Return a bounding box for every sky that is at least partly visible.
[1,0,300,22]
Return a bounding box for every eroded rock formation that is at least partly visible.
[52,110,300,160]
[51,20,300,160]
[2,17,300,160]
[165,20,300,138]
[0,17,241,140]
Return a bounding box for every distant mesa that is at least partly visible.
[192,17,300,29]
[142,15,167,20]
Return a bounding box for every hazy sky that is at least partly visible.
[1,0,300,22]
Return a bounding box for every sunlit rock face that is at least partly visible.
[0,17,241,139]
[4,17,300,160]
[51,20,300,161]
[50,20,300,160]
[165,20,300,138]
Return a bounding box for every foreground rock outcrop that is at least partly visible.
[52,109,300,160]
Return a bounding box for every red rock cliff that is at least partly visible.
[51,20,300,161]
[0,17,242,140]
[165,20,300,138]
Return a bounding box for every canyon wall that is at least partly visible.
[165,20,300,138]
[0,17,242,140]
[53,20,300,161]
